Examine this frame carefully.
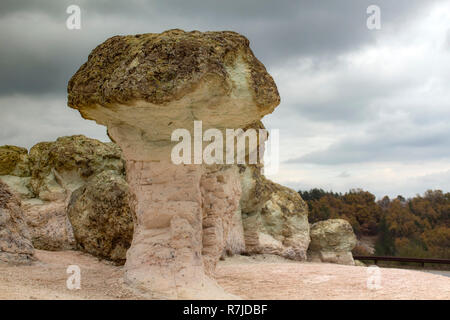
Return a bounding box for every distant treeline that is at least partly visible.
[298,189,450,259]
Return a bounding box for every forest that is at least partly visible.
[298,189,450,259]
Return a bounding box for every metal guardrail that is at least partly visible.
[353,255,450,267]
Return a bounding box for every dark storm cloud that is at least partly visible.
[0,0,440,96]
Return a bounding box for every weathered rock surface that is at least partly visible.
[0,181,35,265]
[0,145,30,177]
[68,29,280,299]
[201,165,241,276]
[0,145,33,200]
[239,165,310,260]
[0,136,125,252]
[308,219,357,265]
[21,135,124,251]
[68,170,133,264]
[0,175,33,199]
[29,135,124,201]
[22,199,76,251]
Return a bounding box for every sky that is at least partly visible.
[0,0,449,198]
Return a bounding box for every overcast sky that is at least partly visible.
[0,0,449,198]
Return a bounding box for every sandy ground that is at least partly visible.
[0,250,448,300]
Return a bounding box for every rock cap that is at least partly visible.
[68,29,279,114]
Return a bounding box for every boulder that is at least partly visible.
[0,181,35,265]
[68,29,280,299]
[239,165,310,260]
[12,135,125,251]
[308,219,357,265]
[68,170,133,264]
[28,135,124,201]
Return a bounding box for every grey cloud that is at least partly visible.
[288,121,450,165]
[0,0,440,96]
[0,95,109,149]
[338,171,351,178]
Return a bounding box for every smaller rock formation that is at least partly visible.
[0,136,126,251]
[68,170,133,264]
[24,135,125,250]
[0,181,35,265]
[239,165,310,260]
[28,135,124,201]
[308,219,357,265]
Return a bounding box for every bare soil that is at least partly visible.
[0,250,448,300]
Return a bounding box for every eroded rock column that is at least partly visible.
[124,161,206,298]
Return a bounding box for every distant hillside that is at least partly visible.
[299,189,450,259]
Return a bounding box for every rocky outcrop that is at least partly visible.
[308,219,357,265]
[68,170,133,264]
[0,136,125,252]
[68,29,280,299]
[28,135,124,201]
[0,181,35,265]
[239,165,310,260]
[24,136,123,251]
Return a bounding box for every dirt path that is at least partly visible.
[0,250,448,300]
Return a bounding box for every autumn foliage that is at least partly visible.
[299,189,450,259]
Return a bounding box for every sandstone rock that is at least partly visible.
[308,219,357,265]
[22,199,76,251]
[0,145,30,177]
[0,175,33,199]
[239,165,310,260]
[0,181,35,265]
[68,170,133,264]
[223,206,246,257]
[68,29,279,299]
[29,135,124,201]
[201,165,241,276]
[0,145,33,200]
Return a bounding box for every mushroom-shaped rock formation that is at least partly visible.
[68,29,280,299]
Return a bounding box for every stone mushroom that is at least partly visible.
[68,29,280,299]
